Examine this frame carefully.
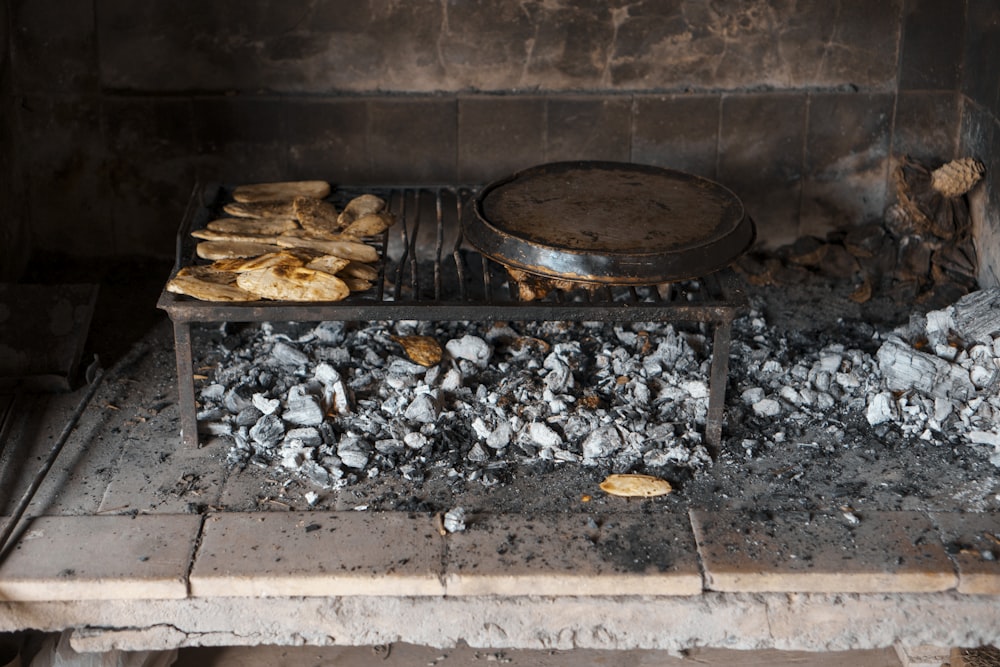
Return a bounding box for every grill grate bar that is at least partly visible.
[158,183,749,451]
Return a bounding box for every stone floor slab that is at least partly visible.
[690,510,957,593]
[444,511,702,596]
[189,511,445,597]
[0,514,201,601]
[930,512,1000,594]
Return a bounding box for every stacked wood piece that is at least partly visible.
[738,156,985,306]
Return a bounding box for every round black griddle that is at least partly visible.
[463,161,756,286]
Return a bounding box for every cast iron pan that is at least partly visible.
[463,161,756,285]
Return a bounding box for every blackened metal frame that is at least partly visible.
[157,184,748,452]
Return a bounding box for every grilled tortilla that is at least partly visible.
[293,196,341,235]
[166,267,259,302]
[223,200,297,220]
[337,194,385,227]
[232,180,331,203]
[206,217,300,235]
[196,240,286,260]
[236,265,350,302]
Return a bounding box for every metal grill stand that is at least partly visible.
[157,184,748,452]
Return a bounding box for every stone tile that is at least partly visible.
[900,0,964,90]
[632,95,720,178]
[10,0,98,92]
[191,98,289,184]
[930,512,1000,594]
[190,511,445,597]
[444,512,702,596]
[962,0,1000,116]
[458,96,546,185]
[368,97,458,184]
[892,91,961,164]
[719,93,806,247]
[285,99,369,184]
[800,92,892,237]
[690,510,957,593]
[0,514,201,601]
[103,98,196,257]
[18,94,114,257]
[546,96,631,164]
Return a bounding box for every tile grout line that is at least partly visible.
[687,508,709,594]
[184,512,210,598]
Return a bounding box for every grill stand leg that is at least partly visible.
[705,317,733,455]
[173,320,199,448]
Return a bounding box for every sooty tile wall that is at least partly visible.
[1,0,997,287]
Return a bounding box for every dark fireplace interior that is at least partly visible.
[2,1,1000,662]
[2,1,999,286]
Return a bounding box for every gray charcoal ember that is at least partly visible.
[388,359,427,376]
[404,432,428,450]
[315,346,350,366]
[284,385,325,426]
[446,335,491,367]
[741,387,766,405]
[235,406,264,427]
[375,439,405,455]
[313,321,346,344]
[752,398,782,417]
[364,348,384,368]
[866,392,897,426]
[196,407,226,422]
[582,425,623,461]
[877,337,975,401]
[385,373,418,391]
[199,420,232,437]
[272,341,309,367]
[424,364,442,386]
[971,365,995,388]
[486,422,512,450]
[250,414,285,447]
[200,383,226,401]
[400,463,424,482]
[544,364,573,393]
[467,442,489,463]
[279,439,311,469]
[440,367,463,392]
[552,449,579,462]
[817,352,842,373]
[404,393,440,423]
[223,386,255,414]
[779,386,802,405]
[528,422,562,448]
[251,393,280,416]
[443,507,465,533]
[471,417,492,439]
[300,460,340,488]
[684,380,708,400]
[797,387,817,406]
[968,431,1000,447]
[564,418,596,445]
[286,427,322,447]
[950,288,1000,345]
[337,435,371,470]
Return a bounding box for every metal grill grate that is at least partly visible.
[158,184,748,450]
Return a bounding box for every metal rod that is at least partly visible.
[433,188,444,301]
[0,368,106,558]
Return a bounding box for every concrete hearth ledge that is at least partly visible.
[0,514,201,601]
[1,511,1000,652]
[1,510,998,603]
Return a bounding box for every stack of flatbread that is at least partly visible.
[166,180,396,302]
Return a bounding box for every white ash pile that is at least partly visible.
[869,288,1000,463]
[728,287,1000,466]
[196,319,714,489]
[727,309,884,457]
